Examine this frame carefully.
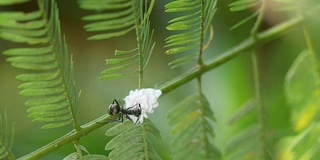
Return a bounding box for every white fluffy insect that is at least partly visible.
[124,88,162,124]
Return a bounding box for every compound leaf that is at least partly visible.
[165,0,217,68]
[105,120,161,160]
[0,0,80,129]
[284,50,320,133]
[79,0,156,81]
[167,93,222,160]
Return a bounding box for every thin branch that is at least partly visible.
[251,0,266,38]
[197,0,205,66]
[251,51,270,158]
[17,115,113,160]
[74,139,83,160]
[159,7,320,94]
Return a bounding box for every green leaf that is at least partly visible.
[275,123,320,159]
[18,79,62,89]
[41,120,72,129]
[33,114,72,122]
[285,50,320,132]
[79,0,132,10]
[11,61,57,70]
[20,87,65,96]
[80,0,134,40]
[165,0,217,68]
[87,26,134,40]
[168,93,221,160]
[25,94,66,106]
[100,61,136,74]
[0,0,79,129]
[105,120,161,160]
[82,9,132,21]
[63,152,78,160]
[0,32,49,44]
[106,55,137,65]
[230,10,260,31]
[228,0,262,30]
[228,98,258,125]
[3,46,52,56]
[225,125,261,157]
[0,0,30,5]
[16,72,59,81]
[80,0,155,81]
[105,120,132,137]
[6,54,55,63]
[229,0,261,12]
[99,72,137,80]
[83,154,108,160]
[114,48,138,56]
[28,101,69,112]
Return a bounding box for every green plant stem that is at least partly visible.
[251,51,270,158]
[18,115,113,160]
[74,139,83,160]
[251,0,266,37]
[133,0,144,89]
[159,8,319,94]
[197,0,205,66]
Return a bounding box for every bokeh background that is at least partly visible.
[0,0,319,159]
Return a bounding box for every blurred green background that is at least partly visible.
[0,0,318,159]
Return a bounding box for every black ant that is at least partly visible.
[108,99,142,124]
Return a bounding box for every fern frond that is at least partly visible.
[0,110,15,160]
[105,120,161,160]
[167,94,221,160]
[79,0,155,81]
[0,0,80,129]
[228,0,262,30]
[165,0,217,68]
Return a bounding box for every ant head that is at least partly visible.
[108,99,121,115]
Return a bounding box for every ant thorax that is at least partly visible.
[108,99,142,124]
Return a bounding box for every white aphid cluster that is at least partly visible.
[124,88,162,124]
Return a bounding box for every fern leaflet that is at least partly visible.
[0,0,80,129]
[165,0,217,68]
[167,93,221,160]
[105,120,161,160]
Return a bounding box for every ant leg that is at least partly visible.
[134,116,140,124]
[113,99,120,106]
[120,113,124,122]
